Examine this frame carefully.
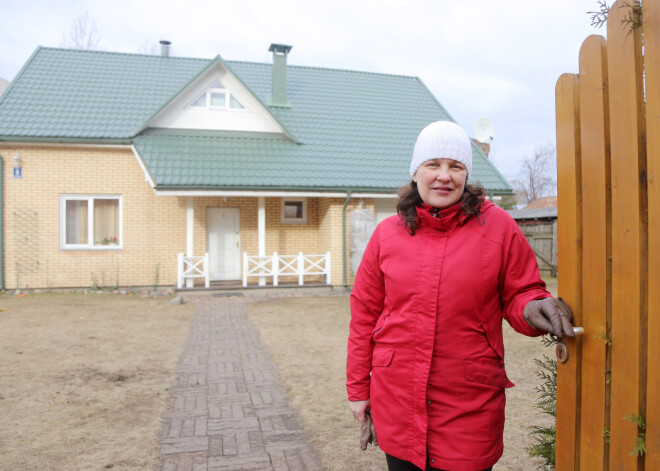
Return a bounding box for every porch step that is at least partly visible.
[176,282,348,299]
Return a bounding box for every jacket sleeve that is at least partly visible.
[346,226,386,401]
[499,217,549,337]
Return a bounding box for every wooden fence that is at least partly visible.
[555,0,659,468]
[242,251,331,287]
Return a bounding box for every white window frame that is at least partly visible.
[60,195,123,250]
[280,197,308,225]
[188,80,247,112]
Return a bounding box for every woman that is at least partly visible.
[346,121,574,471]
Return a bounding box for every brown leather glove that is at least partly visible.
[523,297,575,338]
[360,411,378,450]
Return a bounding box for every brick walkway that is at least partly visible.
[160,297,320,471]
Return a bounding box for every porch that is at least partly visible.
[169,194,388,290]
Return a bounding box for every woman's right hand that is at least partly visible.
[348,399,371,423]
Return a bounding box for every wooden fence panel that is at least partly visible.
[606,2,647,469]
[555,72,582,471]
[644,0,660,467]
[577,34,611,471]
[556,2,658,468]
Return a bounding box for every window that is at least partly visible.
[190,80,245,110]
[61,195,122,250]
[281,198,307,224]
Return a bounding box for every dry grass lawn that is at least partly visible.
[0,278,558,471]
[0,293,195,471]
[246,277,558,471]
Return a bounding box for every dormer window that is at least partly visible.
[190,81,245,110]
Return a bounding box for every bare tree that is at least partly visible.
[60,12,102,50]
[511,143,557,205]
[138,40,158,55]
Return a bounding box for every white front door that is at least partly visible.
[207,208,241,280]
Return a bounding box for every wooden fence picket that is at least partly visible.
[577,34,612,471]
[555,72,583,471]
[644,0,660,468]
[606,2,647,468]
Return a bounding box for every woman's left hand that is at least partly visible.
[349,399,371,423]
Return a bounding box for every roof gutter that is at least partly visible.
[0,137,133,146]
[153,188,398,198]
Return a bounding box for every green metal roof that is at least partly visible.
[0,47,512,193]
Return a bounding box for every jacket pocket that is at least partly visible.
[372,345,394,367]
[464,359,514,388]
[371,312,390,340]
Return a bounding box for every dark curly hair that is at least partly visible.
[396,181,487,235]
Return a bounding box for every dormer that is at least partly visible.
[146,57,289,136]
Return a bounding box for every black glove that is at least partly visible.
[523,297,575,338]
[360,411,378,450]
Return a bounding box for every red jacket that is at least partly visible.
[346,201,548,471]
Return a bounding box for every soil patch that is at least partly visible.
[0,293,195,471]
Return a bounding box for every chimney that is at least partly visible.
[267,43,293,108]
[471,138,490,158]
[159,40,171,57]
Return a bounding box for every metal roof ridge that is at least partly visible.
[36,45,210,62]
[225,59,421,80]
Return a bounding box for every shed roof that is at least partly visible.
[507,207,557,220]
[0,47,513,193]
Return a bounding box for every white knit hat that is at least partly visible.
[410,121,473,179]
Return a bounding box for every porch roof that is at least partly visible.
[0,47,513,194]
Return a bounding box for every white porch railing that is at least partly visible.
[242,251,331,287]
[177,252,210,289]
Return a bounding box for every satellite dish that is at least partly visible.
[473,117,494,143]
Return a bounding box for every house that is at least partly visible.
[0,42,513,291]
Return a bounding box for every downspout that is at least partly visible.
[0,155,4,290]
[342,191,352,287]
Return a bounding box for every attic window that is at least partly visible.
[190,80,245,110]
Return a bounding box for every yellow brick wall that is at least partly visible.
[0,145,189,290]
[0,145,367,289]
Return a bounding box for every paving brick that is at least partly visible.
[207,417,260,434]
[161,436,209,455]
[208,381,248,396]
[207,453,273,471]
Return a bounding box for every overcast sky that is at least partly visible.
[0,0,605,180]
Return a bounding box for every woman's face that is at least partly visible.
[413,158,467,209]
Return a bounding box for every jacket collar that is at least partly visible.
[416,202,464,232]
